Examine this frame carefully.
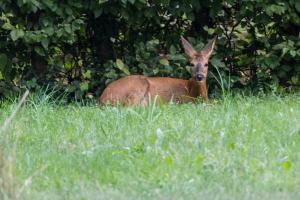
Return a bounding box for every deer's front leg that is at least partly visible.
[200,81,208,102]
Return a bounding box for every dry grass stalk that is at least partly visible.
[0,90,30,200]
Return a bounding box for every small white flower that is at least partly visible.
[156,128,164,138]
[155,128,164,148]
[219,130,225,138]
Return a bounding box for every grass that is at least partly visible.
[1,94,300,199]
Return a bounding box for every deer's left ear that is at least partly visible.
[201,36,216,60]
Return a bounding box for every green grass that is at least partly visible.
[1,95,300,199]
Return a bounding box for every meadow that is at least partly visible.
[1,94,300,200]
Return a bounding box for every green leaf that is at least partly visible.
[83,70,92,79]
[41,18,51,26]
[80,82,89,91]
[34,46,45,56]
[99,0,109,4]
[290,50,296,57]
[203,26,215,35]
[169,45,177,55]
[64,25,72,34]
[211,57,226,68]
[159,58,169,66]
[116,59,124,68]
[0,54,8,69]
[168,54,186,61]
[116,59,130,75]
[41,38,49,49]
[10,29,25,41]
[266,4,286,16]
[282,47,289,56]
[2,22,14,30]
[65,7,73,15]
[94,9,103,18]
[291,76,299,84]
[273,42,286,50]
[295,2,300,12]
[44,27,55,36]
[282,161,291,171]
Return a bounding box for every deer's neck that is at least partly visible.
[187,78,208,101]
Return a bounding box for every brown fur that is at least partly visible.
[99,75,207,106]
[99,37,216,106]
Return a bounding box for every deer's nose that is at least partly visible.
[196,74,204,81]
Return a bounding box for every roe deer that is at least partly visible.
[99,36,216,106]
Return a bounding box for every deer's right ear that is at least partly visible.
[181,36,197,58]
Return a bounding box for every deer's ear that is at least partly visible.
[201,36,216,60]
[181,36,197,58]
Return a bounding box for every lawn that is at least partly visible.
[1,94,300,199]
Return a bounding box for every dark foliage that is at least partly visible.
[1,0,300,100]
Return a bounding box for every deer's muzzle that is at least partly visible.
[196,74,205,82]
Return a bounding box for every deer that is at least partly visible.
[99,36,216,106]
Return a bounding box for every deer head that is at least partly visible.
[181,36,216,82]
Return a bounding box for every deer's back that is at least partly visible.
[99,75,149,105]
[99,75,193,105]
